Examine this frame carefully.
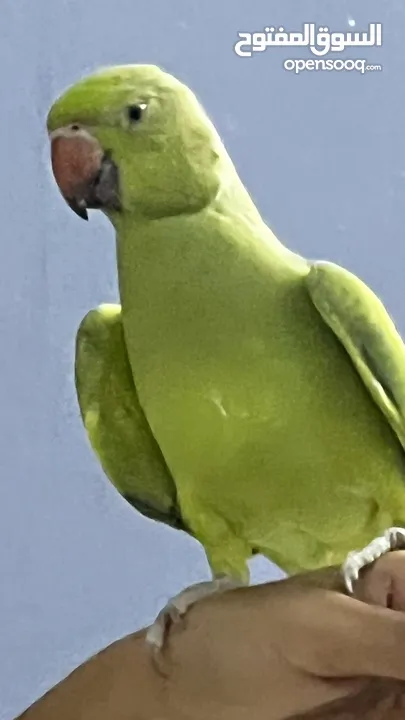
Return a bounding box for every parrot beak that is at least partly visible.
[48,127,121,220]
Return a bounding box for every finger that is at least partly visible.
[270,586,405,681]
[355,551,405,611]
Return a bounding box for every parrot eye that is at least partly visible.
[127,103,147,123]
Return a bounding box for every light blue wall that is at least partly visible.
[1,1,404,717]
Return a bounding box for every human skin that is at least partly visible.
[16,552,405,720]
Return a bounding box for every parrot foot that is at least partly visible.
[342,527,405,594]
[146,575,243,653]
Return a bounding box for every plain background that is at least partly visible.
[1,1,404,717]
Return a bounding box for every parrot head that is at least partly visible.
[47,64,224,221]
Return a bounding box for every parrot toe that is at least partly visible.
[342,527,405,594]
[145,575,243,653]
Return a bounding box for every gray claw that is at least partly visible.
[342,527,405,594]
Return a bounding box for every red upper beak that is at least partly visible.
[49,127,121,219]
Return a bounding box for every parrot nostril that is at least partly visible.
[71,124,80,131]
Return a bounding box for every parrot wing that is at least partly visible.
[75,303,190,534]
[305,260,405,451]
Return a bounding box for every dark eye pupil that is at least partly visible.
[127,105,143,122]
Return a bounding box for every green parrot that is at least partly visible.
[47,64,405,648]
